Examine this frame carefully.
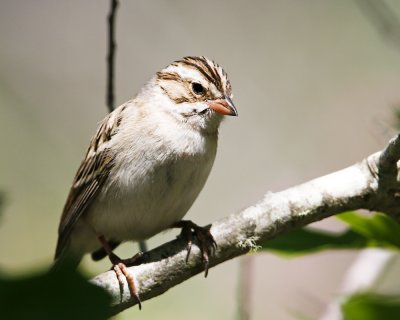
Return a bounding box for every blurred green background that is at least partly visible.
[1,1,400,319]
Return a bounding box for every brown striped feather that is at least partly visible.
[156,56,231,105]
[55,111,121,259]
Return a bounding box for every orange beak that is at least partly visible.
[208,96,238,116]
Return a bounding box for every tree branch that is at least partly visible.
[90,134,400,315]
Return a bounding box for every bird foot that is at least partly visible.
[97,236,144,308]
[175,220,217,277]
[109,252,143,309]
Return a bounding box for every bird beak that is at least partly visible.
[208,96,238,116]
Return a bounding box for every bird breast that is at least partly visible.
[84,119,218,242]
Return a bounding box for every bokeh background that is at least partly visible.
[1,1,400,319]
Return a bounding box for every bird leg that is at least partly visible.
[173,220,217,277]
[97,235,143,309]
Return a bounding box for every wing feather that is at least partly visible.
[54,109,123,260]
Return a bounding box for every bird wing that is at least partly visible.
[54,108,124,260]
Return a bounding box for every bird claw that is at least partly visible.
[177,220,217,277]
[109,253,143,309]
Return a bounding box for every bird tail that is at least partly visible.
[50,241,83,273]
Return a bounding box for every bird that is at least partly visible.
[53,56,237,308]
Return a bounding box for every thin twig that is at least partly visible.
[106,0,118,112]
[378,133,400,174]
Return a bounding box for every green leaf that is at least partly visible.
[261,227,369,257]
[337,212,400,248]
[342,293,400,320]
[0,262,111,320]
[262,211,400,257]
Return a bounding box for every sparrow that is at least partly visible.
[54,56,237,308]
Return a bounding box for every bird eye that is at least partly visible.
[191,82,205,96]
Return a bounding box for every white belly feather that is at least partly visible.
[74,115,218,253]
